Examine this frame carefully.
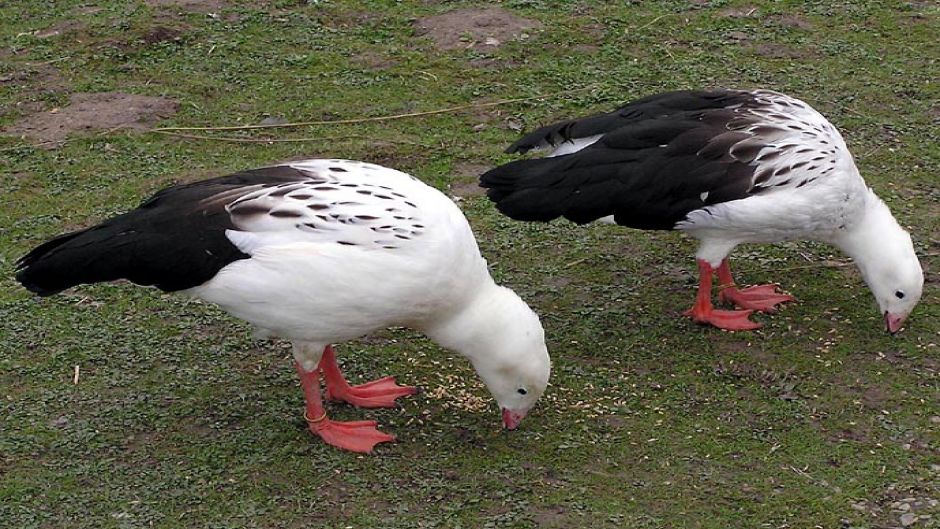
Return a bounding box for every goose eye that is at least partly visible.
[517,388,528,395]
[895,290,905,299]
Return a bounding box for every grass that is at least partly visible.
[1,1,938,528]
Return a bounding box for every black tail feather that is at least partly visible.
[480,153,625,225]
[15,229,92,296]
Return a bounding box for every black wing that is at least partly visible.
[506,89,755,154]
[481,89,776,229]
[15,165,309,296]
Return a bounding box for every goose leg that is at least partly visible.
[683,259,762,331]
[716,259,795,312]
[319,345,417,408]
[294,361,395,453]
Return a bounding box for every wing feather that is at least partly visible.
[481,89,852,230]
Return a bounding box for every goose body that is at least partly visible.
[481,89,923,332]
[18,159,551,453]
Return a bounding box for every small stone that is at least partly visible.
[900,513,917,526]
[929,416,940,424]
[258,116,288,126]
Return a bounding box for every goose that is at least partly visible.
[16,159,551,453]
[480,89,923,332]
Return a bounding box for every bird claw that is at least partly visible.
[325,375,418,408]
[308,417,396,453]
[719,284,795,313]
[684,307,762,331]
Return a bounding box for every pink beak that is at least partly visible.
[885,313,905,334]
[501,408,527,430]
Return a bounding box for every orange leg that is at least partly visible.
[294,361,395,453]
[683,259,762,331]
[716,259,794,312]
[319,345,417,408]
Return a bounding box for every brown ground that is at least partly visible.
[4,92,179,146]
[719,6,759,18]
[145,0,229,13]
[750,43,814,59]
[769,13,814,30]
[448,162,490,198]
[34,20,84,39]
[414,7,541,51]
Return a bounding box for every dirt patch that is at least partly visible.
[467,56,523,70]
[860,385,887,410]
[352,50,397,70]
[532,505,570,528]
[750,43,813,59]
[414,7,541,51]
[451,162,490,181]
[145,0,229,12]
[448,162,489,198]
[580,21,606,41]
[34,20,84,39]
[4,92,179,146]
[0,63,64,88]
[74,6,104,15]
[139,25,187,45]
[768,14,814,30]
[572,43,600,54]
[719,6,758,18]
[450,181,486,198]
[0,65,68,120]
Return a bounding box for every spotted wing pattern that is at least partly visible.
[480,89,851,230]
[222,160,425,253]
[15,160,426,295]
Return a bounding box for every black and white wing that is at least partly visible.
[480,89,852,230]
[16,160,428,295]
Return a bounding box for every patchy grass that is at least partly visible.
[1,1,938,528]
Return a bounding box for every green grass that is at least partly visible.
[1,1,938,528]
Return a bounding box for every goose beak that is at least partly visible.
[501,408,527,430]
[885,312,905,335]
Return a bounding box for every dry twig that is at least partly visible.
[151,86,597,133]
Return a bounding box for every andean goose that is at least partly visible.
[16,159,551,453]
[480,89,923,332]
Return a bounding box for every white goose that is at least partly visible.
[17,159,551,453]
[481,89,923,332]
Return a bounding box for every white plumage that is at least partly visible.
[481,89,924,332]
[17,159,551,453]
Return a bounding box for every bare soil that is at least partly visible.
[145,0,229,13]
[448,162,489,198]
[139,25,187,45]
[769,13,814,30]
[750,43,814,59]
[34,20,84,39]
[352,50,398,70]
[4,92,179,145]
[719,6,759,18]
[414,7,541,51]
